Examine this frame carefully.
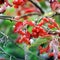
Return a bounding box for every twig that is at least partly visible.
[0,31,8,38]
[19,12,40,18]
[29,0,44,14]
[0,12,40,22]
[0,12,59,22]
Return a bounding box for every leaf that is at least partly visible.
[30,37,52,48]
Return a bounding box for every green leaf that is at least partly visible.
[30,37,51,48]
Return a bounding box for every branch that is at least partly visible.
[0,31,8,38]
[0,12,40,22]
[29,0,44,14]
[19,12,40,18]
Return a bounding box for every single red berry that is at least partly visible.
[14,22,23,33]
[45,45,50,52]
[24,8,36,13]
[48,52,54,57]
[32,27,37,32]
[32,32,38,38]
[14,5,19,8]
[40,49,45,54]
[42,17,49,23]
[26,21,35,26]
[38,46,43,50]
[16,37,23,43]
[25,31,31,38]
[18,29,25,35]
[13,0,27,6]
[48,23,55,29]
[38,20,45,26]
[22,35,30,45]
[24,38,30,45]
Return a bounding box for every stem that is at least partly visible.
[29,0,44,14]
[0,31,8,38]
[19,12,40,18]
[0,13,40,22]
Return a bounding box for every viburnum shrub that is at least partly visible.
[0,0,60,60]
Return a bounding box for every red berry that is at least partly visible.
[32,32,38,38]
[22,35,30,45]
[18,29,25,35]
[48,23,55,29]
[45,45,50,52]
[48,52,54,57]
[42,17,49,23]
[16,37,23,43]
[25,8,36,13]
[26,20,35,26]
[40,49,45,54]
[13,0,27,6]
[38,46,43,50]
[25,31,31,38]
[14,5,19,8]
[38,20,45,26]
[14,22,23,33]
[48,52,60,58]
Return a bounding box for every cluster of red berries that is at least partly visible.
[16,31,31,45]
[13,0,28,7]
[14,20,35,33]
[14,20,35,45]
[32,17,60,38]
[38,45,50,54]
[32,26,49,38]
[38,45,60,58]
[13,0,39,17]
[38,17,60,29]
[48,52,60,59]
[14,17,60,45]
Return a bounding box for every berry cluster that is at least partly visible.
[38,45,60,58]
[32,26,49,38]
[13,0,28,7]
[14,20,35,45]
[38,17,60,29]
[14,17,60,45]
[13,0,39,17]
[38,45,50,54]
